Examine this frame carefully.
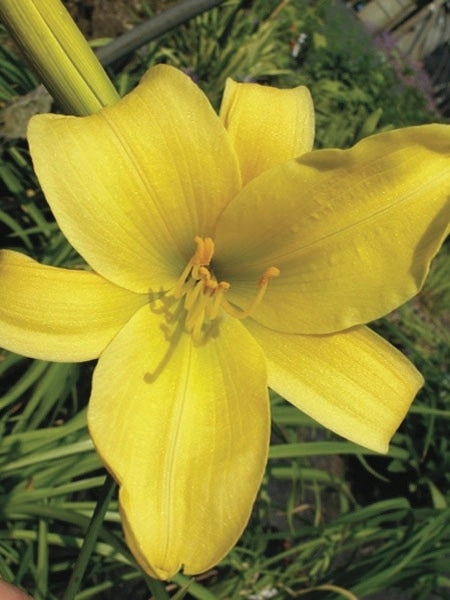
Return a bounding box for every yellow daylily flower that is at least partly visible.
[0,65,449,579]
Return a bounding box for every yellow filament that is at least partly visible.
[174,237,279,338]
[206,282,230,320]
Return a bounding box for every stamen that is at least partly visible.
[222,267,280,320]
[174,236,214,298]
[174,236,279,340]
[185,288,209,332]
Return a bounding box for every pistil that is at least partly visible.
[221,266,280,320]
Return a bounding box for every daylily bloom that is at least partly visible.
[0,65,449,579]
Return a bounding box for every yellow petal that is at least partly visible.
[220,78,314,185]
[246,319,423,453]
[88,305,269,579]
[28,65,241,294]
[0,250,146,361]
[215,125,450,333]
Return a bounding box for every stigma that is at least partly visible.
[174,236,279,340]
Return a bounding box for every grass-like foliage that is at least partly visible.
[0,1,448,598]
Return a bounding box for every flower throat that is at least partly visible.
[174,236,279,340]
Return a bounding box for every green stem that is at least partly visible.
[96,0,227,67]
[62,474,116,600]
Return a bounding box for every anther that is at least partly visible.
[174,236,215,298]
[193,236,214,266]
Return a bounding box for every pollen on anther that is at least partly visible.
[193,236,215,266]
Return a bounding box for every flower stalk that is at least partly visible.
[0,0,119,115]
